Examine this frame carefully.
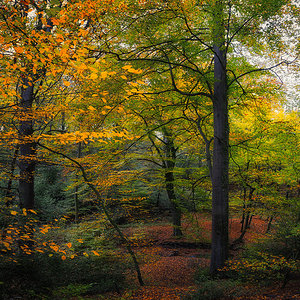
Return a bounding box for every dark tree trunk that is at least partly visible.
[266,216,273,233]
[164,130,182,237]
[18,77,36,209]
[210,1,229,273]
[165,170,182,237]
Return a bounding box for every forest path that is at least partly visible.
[80,215,300,299]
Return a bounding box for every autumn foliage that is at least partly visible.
[0,0,299,299]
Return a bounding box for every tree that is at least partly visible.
[0,0,112,209]
[93,0,299,273]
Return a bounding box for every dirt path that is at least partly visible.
[97,215,300,299]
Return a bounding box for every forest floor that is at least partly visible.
[79,214,300,300]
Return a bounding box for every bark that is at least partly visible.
[210,1,229,274]
[266,216,273,233]
[196,119,213,180]
[18,77,36,209]
[75,142,82,223]
[163,130,182,237]
[165,170,182,237]
[146,125,182,236]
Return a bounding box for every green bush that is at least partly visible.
[35,166,72,221]
[52,283,93,299]
[223,252,298,284]
[194,267,211,283]
[0,252,125,299]
[186,279,241,300]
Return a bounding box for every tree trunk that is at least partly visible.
[75,142,82,223]
[18,77,36,209]
[210,0,229,274]
[164,129,182,237]
[165,170,182,237]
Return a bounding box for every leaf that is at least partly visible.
[51,17,60,25]
[10,211,18,215]
[100,71,108,79]
[14,46,23,54]
[122,65,132,70]
[92,250,100,256]
[63,80,71,87]
[90,73,98,80]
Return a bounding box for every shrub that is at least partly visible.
[223,252,298,283]
[0,252,125,299]
[186,279,241,300]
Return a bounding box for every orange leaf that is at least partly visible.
[92,250,100,256]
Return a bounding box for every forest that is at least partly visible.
[0,0,299,299]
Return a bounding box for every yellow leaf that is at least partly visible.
[14,46,23,54]
[11,211,18,215]
[128,68,143,74]
[51,17,60,25]
[51,245,59,252]
[90,73,98,80]
[67,242,72,248]
[77,239,83,243]
[22,208,27,216]
[3,242,10,249]
[100,71,108,79]
[122,65,132,70]
[92,250,100,256]
[63,80,71,87]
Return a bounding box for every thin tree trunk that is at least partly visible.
[164,129,182,237]
[18,77,36,209]
[75,142,82,223]
[165,171,182,237]
[210,0,229,274]
[38,142,144,286]
[266,216,273,233]
[241,187,247,232]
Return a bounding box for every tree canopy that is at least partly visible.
[0,0,299,298]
